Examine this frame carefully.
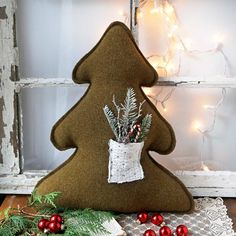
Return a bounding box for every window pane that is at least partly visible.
[22,86,87,170]
[22,86,236,171]
[147,87,236,171]
[138,0,236,77]
[16,0,129,78]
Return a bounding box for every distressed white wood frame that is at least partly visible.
[0,0,236,196]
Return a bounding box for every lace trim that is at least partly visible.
[117,197,236,236]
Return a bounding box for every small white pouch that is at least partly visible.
[108,139,144,184]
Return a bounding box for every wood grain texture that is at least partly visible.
[0,195,28,220]
[1,170,236,198]
[224,199,236,232]
[14,76,236,90]
[0,0,20,174]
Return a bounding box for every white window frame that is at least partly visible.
[0,0,235,196]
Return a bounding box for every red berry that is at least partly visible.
[50,214,63,223]
[151,213,163,226]
[176,224,189,236]
[57,222,62,230]
[45,221,50,227]
[48,221,60,233]
[143,229,156,236]
[38,219,49,231]
[159,226,172,236]
[137,212,148,224]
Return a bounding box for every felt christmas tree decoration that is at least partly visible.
[35,21,194,213]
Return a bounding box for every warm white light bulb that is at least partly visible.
[143,88,153,97]
[137,11,143,19]
[203,104,215,110]
[161,102,167,112]
[193,120,202,131]
[150,61,158,69]
[150,7,160,14]
[166,16,170,22]
[151,0,163,14]
[166,62,174,72]
[202,163,210,171]
[164,4,174,14]
[118,10,125,16]
[213,33,225,44]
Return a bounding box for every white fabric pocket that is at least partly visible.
[108,139,144,184]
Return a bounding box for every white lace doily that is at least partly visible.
[117,198,236,236]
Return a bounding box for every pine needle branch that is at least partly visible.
[0,192,114,236]
[121,88,138,137]
[63,208,114,236]
[112,95,122,142]
[138,114,152,142]
[104,88,152,143]
[43,192,61,208]
[28,189,61,208]
[103,105,119,140]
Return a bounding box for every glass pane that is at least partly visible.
[16,0,130,78]
[138,0,236,77]
[22,86,88,170]
[146,87,236,171]
[22,86,236,171]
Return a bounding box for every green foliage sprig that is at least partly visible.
[103,88,152,143]
[0,189,114,236]
[28,189,61,208]
[63,208,113,236]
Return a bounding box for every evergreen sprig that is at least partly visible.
[28,189,61,208]
[0,211,35,236]
[103,88,152,143]
[0,190,114,236]
[62,208,113,236]
[121,88,138,132]
[103,105,119,140]
[138,114,152,142]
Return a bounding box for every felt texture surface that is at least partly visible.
[36,22,194,213]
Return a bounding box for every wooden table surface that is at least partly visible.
[0,195,235,232]
[224,198,236,232]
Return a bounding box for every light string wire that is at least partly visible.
[119,0,229,170]
[119,9,130,25]
[136,0,229,170]
[138,0,232,78]
[147,88,175,111]
[197,88,226,170]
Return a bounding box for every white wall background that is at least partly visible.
[16,0,236,171]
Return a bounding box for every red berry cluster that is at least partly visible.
[137,212,189,236]
[38,214,65,234]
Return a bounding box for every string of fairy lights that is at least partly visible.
[195,88,226,171]
[136,0,231,78]
[119,0,231,171]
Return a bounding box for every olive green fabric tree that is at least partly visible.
[36,22,194,213]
